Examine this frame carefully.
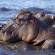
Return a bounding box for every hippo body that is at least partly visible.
[33,25,55,48]
[0,8,55,49]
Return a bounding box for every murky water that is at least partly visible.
[0,0,55,55]
[0,42,55,55]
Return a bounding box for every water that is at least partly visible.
[0,0,55,22]
[0,0,55,55]
[0,42,55,55]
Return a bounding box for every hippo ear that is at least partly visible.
[52,16,55,23]
[15,13,19,19]
[15,10,23,19]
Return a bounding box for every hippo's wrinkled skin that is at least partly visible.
[0,20,20,43]
[0,8,55,49]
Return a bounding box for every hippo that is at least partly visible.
[14,10,55,49]
[0,9,55,49]
[0,10,39,43]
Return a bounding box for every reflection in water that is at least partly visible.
[0,42,55,55]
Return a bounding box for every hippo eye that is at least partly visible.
[19,15,24,19]
[19,16,29,21]
[18,16,28,25]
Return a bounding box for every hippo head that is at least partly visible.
[14,10,39,43]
